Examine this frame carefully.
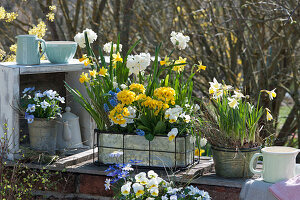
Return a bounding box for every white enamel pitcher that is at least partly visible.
[250,146,300,183]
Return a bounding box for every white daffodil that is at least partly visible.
[150,187,159,197]
[168,128,178,142]
[266,108,273,121]
[200,138,207,147]
[103,41,122,54]
[232,90,245,100]
[127,53,151,75]
[120,84,127,90]
[121,182,131,196]
[132,183,144,198]
[209,78,222,91]
[147,170,158,179]
[228,97,239,109]
[222,84,233,91]
[265,88,277,100]
[170,31,190,50]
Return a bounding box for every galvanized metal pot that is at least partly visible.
[28,118,57,154]
[211,145,261,178]
[96,130,195,168]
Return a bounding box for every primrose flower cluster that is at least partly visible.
[105,164,210,200]
[71,29,206,142]
[21,87,64,123]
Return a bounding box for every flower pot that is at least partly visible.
[211,145,261,178]
[28,118,57,154]
[95,130,195,168]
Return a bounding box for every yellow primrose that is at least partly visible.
[129,83,145,94]
[173,57,187,73]
[117,90,136,105]
[160,56,170,66]
[196,61,206,71]
[98,67,108,77]
[265,108,273,121]
[109,104,130,125]
[49,5,57,11]
[79,72,90,83]
[261,89,276,100]
[112,52,123,63]
[79,54,90,66]
[89,69,97,78]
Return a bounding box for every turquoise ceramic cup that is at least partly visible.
[44,41,77,64]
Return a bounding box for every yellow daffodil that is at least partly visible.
[266,108,273,121]
[261,89,276,100]
[196,61,206,71]
[195,148,205,157]
[98,67,108,76]
[79,54,90,66]
[79,72,90,83]
[89,69,97,78]
[173,57,187,73]
[112,52,123,63]
[160,56,170,66]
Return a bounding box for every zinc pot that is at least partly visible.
[96,130,195,168]
[211,145,261,178]
[28,118,57,154]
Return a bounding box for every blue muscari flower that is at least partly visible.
[104,103,110,112]
[108,90,117,98]
[109,98,118,107]
[136,129,145,136]
[116,88,121,93]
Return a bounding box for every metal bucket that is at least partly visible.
[28,118,57,154]
[211,145,261,178]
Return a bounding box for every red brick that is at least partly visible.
[194,184,241,200]
[79,174,113,196]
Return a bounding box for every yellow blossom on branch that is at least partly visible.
[10,44,17,53]
[46,12,55,22]
[0,7,6,20]
[49,5,56,11]
[5,12,18,22]
[0,49,6,60]
[28,21,47,39]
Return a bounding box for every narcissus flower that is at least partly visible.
[173,57,187,73]
[195,148,205,157]
[160,56,171,66]
[228,97,239,109]
[79,54,90,66]
[265,108,273,121]
[261,89,276,100]
[196,61,206,71]
[79,72,90,83]
[112,52,123,63]
[98,67,108,76]
[89,69,97,78]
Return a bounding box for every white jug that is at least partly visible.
[56,107,83,150]
[250,146,300,183]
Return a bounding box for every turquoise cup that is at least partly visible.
[44,41,77,64]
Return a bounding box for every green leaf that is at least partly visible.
[145,133,155,141]
[154,121,166,134]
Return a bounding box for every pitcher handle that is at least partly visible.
[36,38,46,59]
[249,153,263,175]
[296,164,300,176]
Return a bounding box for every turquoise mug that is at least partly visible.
[16,35,46,65]
[44,41,77,64]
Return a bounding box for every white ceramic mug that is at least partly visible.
[250,146,300,183]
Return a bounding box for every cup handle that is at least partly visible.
[36,38,46,59]
[295,164,300,176]
[250,153,263,175]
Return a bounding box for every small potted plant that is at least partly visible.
[67,30,207,168]
[21,87,65,154]
[198,78,276,178]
